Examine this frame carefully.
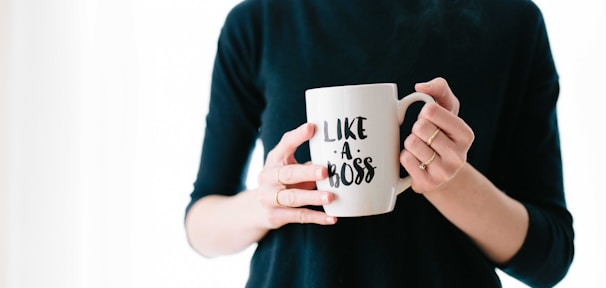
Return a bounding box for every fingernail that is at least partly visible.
[321,193,329,204]
[316,168,324,179]
[326,216,336,224]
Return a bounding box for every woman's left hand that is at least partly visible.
[400,77,475,194]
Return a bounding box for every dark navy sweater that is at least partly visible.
[188,0,574,287]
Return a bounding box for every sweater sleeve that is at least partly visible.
[496,2,574,287]
[186,1,264,214]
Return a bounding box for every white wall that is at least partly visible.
[1,0,247,287]
[0,1,604,287]
[0,0,11,284]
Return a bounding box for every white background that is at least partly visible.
[1,0,604,287]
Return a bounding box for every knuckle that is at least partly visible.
[465,129,475,145]
[285,189,296,206]
[412,119,430,135]
[412,136,424,148]
[412,134,425,147]
[400,150,415,165]
[421,103,440,119]
[282,166,294,182]
[297,210,308,224]
[403,135,415,149]
[420,119,434,131]
[399,152,407,166]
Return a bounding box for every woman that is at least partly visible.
[185,0,574,287]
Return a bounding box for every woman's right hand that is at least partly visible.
[185,123,336,257]
[253,123,338,230]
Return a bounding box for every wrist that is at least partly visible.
[238,188,272,236]
[423,162,470,200]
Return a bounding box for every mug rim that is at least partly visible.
[305,82,396,94]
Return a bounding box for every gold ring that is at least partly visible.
[275,188,285,207]
[276,167,285,186]
[419,151,437,170]
[427,128,441,146]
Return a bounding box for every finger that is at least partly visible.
[266,123,315,165]
[410,117,453,160]
[411,117,442,146]
[274,188,334,208]
[260,164,327,186]
[268,208,337,227]
[293,161,322,190]
[403,133,441,171]
[417,103,474,146]
[414,107,473,176]
[278,163,327,185]
[414,77,460,115]
[400,149,427,182]
[400,148,447,193]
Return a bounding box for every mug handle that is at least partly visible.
[395,92,436,194]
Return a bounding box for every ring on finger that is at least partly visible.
[275,188,286,207]
[419,151,437,170]
[427,128,441,146]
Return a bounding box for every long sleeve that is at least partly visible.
[490,3,574,286]
[186,1,265,214]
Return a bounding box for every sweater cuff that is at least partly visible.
[500,202,572,287]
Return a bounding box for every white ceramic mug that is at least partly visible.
[305,83,434,217]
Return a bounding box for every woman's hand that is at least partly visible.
[186,123,336,257]
[400,77,475,194]
[253,123,337,229]
[399,77,529,265]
